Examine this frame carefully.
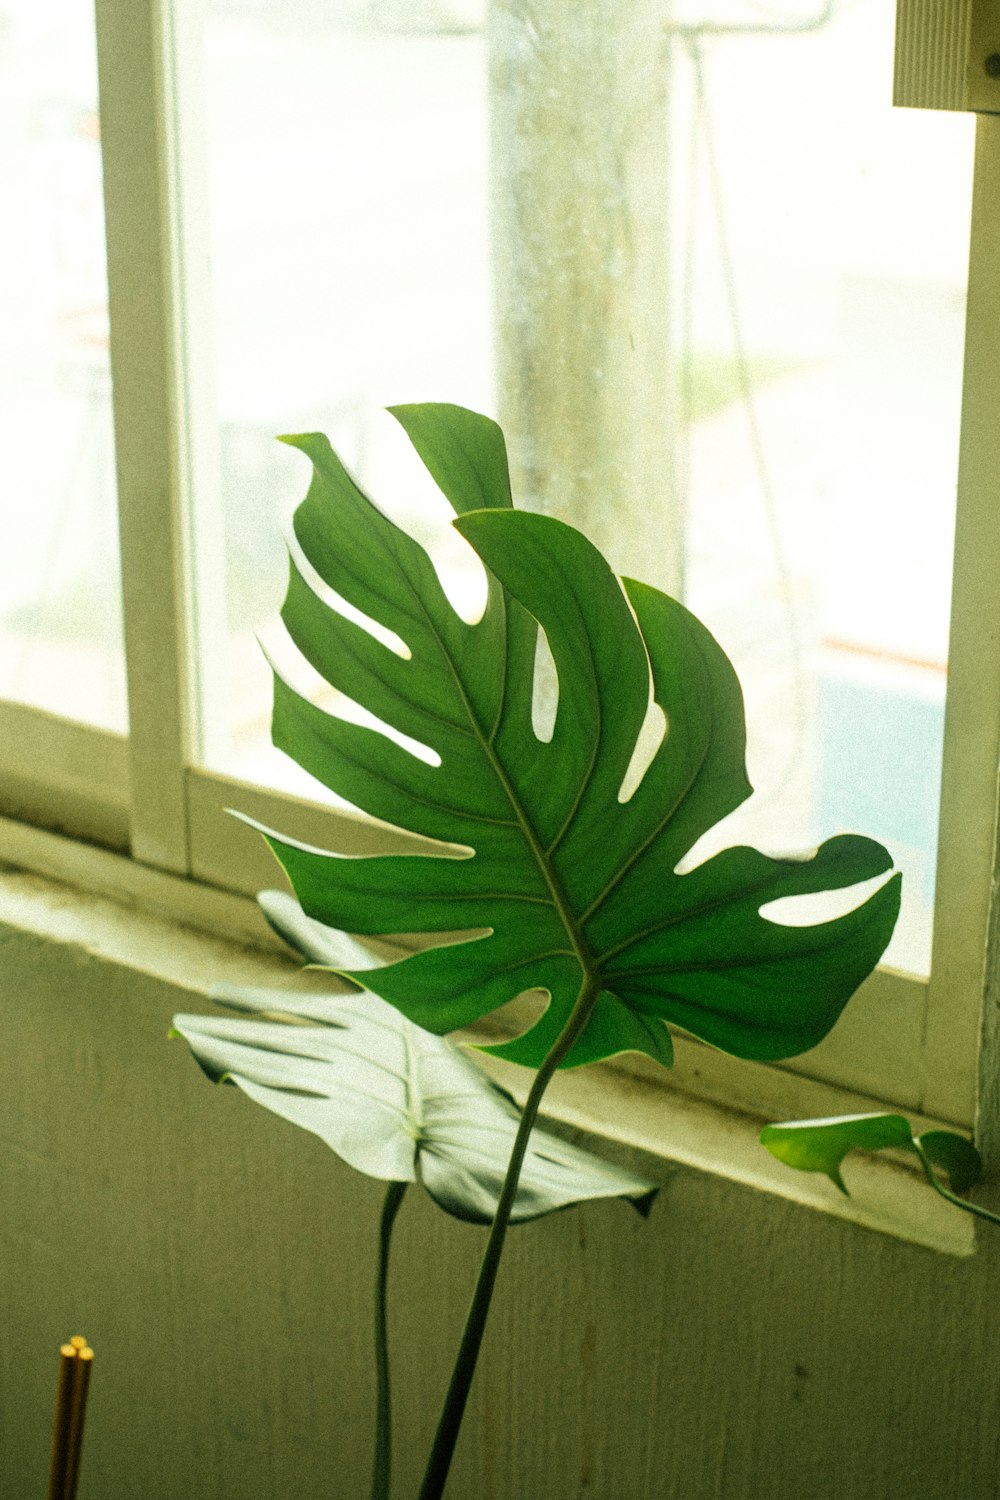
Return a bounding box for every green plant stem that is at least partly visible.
[417,973,601,1500]
[371,1179,409,1500]
[913,1142,1000,1226]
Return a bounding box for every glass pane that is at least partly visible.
[0,2,126,731]
[671,3,972,976]
[198,0,491,805]
[198,0,971,975]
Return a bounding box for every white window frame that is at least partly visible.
[1,0,998,1138]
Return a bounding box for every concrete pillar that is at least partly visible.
[487,0,680,594]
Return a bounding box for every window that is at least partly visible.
[1,0,997,1132]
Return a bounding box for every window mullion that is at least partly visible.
[95,0,189,870]
[95,0,224,872]
[925,111,1000,1125]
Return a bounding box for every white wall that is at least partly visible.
[2,893,999,1499]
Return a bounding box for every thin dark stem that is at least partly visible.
[371,1179,409,1500]
[912,1143,1000,1227]
[417,973,601,1500]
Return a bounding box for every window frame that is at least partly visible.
[0,0,996,1135]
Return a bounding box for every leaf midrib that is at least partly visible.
[404,570,600,988]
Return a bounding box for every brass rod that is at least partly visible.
[62,1346,94,1500]
[47,1346,77,1500]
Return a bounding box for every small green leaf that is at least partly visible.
[254,403,900,1073]
[918,1130,982,1196]
[759,1112,981,1198]
[760,1113,914,1193]
[173,900,657,1226]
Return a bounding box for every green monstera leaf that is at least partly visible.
[255,402,900,1072]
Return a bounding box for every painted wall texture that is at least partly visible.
[2,909,999,1500]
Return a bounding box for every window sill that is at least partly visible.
[472,1042,975,1259]
[0,819,975,1259]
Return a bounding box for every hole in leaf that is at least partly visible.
[618,700,667,803]
[674,805,764,875]
[267,628,440,766]
[759,868,895,926]
[424,524,489,626]
[326,694,442,767]
[531,625,558,742]
[362,410,488,625]
[467,988,551,1049]
[288,533,411,659]
[396,925,491,954]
